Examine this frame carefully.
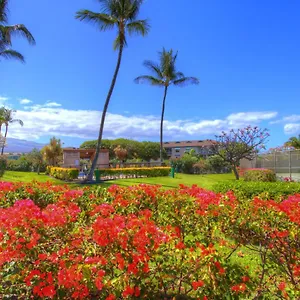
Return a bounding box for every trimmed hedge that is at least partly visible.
[212,180,300,200]
[99,167,171,178]
[48,167,79,181]
[243,169,276,182]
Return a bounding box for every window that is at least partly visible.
[185,147,191,153]
[175,148,180,153]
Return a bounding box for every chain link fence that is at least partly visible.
[253,150,300,181]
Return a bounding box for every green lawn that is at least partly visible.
[1,171,235,190]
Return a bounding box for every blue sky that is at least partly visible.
[1,0,300,148]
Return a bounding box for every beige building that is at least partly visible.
[163,140,215,159]
[62,148,109,169]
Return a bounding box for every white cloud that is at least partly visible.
[284,123,300,135]
[44,102,61,107]
[6,106,278,141]
[0,96,8,102]
[19,98,32,105]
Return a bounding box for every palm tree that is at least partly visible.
[0,0,35,62]
[76,0,149,181]
[285,136,300,149]
[135,48,199,163]
[1,108,23,155]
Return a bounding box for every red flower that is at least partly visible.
[278,282,286,291]
[192,280,205,290]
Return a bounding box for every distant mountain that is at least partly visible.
[4,138,45,153]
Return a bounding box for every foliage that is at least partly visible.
[27,148,45,174]
[206,155,231,173]
[243,169,277,182]
[42,137,63,166]
[171,153,199,174]
[7,155,32,172]
[135,48,199,162]
[0,0,35,62]
[212,180,300,200]
[99,167,171,178]
[48,167,79,181]
[0,155,6,177]
[213,126,269,180]
[114,145,128,162]
[285,135,300,149]
[81,139,166,162]
[0,182,299,299]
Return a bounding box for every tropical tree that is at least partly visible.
[1,108,23,155]
[285,135,300,149]
[42,137,63,166]
[76,0,149,181]
[135,48,199,163]
[0,0,35,62]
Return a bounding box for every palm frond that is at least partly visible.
[0,49,24,62]
[134,75,164,86]
[143,60,163,78]
[1,24,35,45]
[75,10,117,31]
[127,19,150,36]
[127,0,144,21]
[0,0,8,23]
[173,76,200,87]
[12,119,23,126]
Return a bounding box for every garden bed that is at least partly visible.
[0,181,299,299]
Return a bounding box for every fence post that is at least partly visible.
[289,150,292,179]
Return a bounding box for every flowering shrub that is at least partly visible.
[0,181,299,298]
[243,168,276,182]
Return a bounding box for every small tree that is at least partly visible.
[27,148,44,174]
[213,126,269,180]
[114,146,128,163]
[42,137,63,166]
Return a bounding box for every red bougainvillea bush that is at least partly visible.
[0,181,299,299]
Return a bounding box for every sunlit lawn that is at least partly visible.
[2,171,235,190]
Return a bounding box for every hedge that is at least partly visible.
[212,180,300,200]
[48,167,79,181]
[98,167,171,178]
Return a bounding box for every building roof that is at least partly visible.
[163,140,215,148]
[63,148,108,153]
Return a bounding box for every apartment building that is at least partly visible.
[163,140,215,159]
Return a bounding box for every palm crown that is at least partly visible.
[135,48,199,87]
[0,0,35,62]
[76,0,149,50]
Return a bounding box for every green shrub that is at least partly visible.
[48,167,79,181]
[243,169,276,182]
[6,156,32,172]
[0,157,7,177]
[212,180,300,200]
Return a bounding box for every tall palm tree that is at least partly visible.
[285,135,300,149]
[135,48,200,163]
[0,0,35,62]
[1,108,23,155]
[76,0,149,181]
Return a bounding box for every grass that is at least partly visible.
[1,171,235,190]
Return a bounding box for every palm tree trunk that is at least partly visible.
[86,43,124,181]
[160,86,168,164]
[1,124,8,155]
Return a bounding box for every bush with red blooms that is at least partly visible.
[0,181,299,299]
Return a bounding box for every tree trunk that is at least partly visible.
[160,86,168,164]
[1,124,8,155]
[232,164,239,180]
[37,164,40,175]
[86,43,124,181]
